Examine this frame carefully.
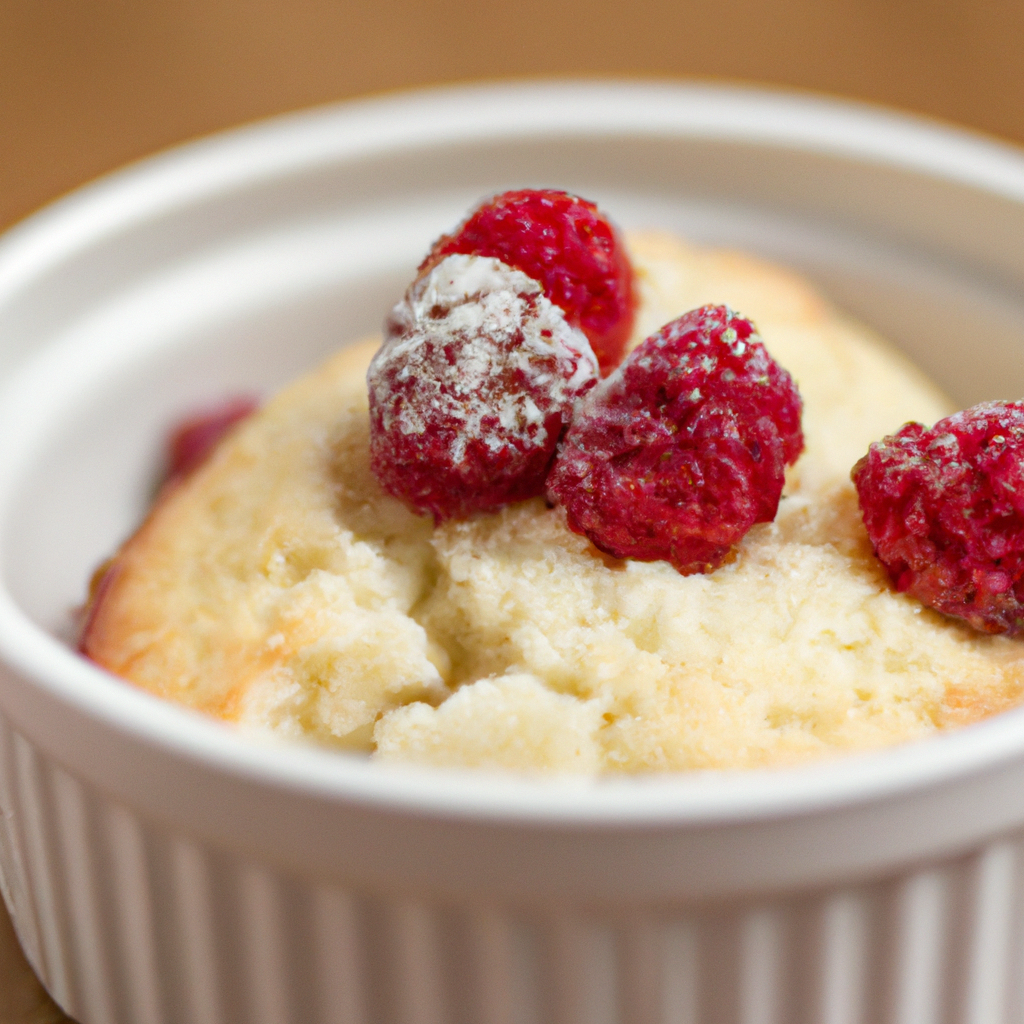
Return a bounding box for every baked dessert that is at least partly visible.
[80,197,1024,773]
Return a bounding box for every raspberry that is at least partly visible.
[422,189,636,374]
[547,305,804,574]
[369,254,599,522]
[853,401,1024,634]
[165,397,258,483]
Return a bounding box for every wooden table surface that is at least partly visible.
[3,0,1024,1018]
[0,898,71,1023]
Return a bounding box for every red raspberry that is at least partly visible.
[165,397,258,483]
[422,189,636,374]
[369,254,599,522]
[853,401,1024,634]
[547,305,804,574]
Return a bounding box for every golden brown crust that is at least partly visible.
[940,674,1024,728]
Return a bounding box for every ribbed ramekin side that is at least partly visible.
[4,710,1024,1024]
[0,708,42,979]
[0,710,77,1013]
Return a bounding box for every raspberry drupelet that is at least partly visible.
[853,401,1024,634]
[547,304,804,574]
[368,254,599,522]
[422,189,636,374]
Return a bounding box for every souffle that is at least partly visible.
[81,190,1024,773]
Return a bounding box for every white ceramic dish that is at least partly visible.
[3,80,1024,1024]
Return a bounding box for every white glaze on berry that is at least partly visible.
[370,254,598,462]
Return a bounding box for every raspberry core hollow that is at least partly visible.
[80,231,1024,774]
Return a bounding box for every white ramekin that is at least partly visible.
[3,81,1024,1024]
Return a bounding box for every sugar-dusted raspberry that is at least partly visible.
[422,189,636,374]
[166,397,258,483]
[853,401,1024,634]
[369,254,599,522]
[547,305,804,574]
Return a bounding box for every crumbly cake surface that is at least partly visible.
[82,232,1024,772]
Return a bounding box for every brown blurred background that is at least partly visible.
[4,0,1024,233]
[3,0,1024,1018]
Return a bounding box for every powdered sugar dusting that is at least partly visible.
[373,255,596,449]
[419,189,636,373]
[367,255,599,521]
